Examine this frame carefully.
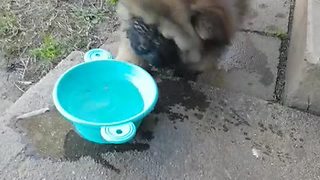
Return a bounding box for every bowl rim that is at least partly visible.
[52,60,159,126]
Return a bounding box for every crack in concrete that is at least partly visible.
[239,0,296,103]
[239,29,287,40]
[307,96,311,112]
[274,0,296,103]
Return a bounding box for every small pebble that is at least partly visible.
[252,148,260,158]
[1,95,7,100]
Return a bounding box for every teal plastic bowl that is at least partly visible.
[53,60,158,144]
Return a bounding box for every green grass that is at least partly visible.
[107,0,119,5]
[0,0,119,82]
[31,35,64,64]
[274,31,288,40]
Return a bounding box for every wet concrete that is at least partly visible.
[16,109,72,159]
[198,32,281,100]
[14,74,211,172]
[8,74,320,179]
[16,107,157,173]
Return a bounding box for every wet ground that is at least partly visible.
[7,75,320,179]
[198,0,295,102]
[199,32,281,101]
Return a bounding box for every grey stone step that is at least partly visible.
[284,0,320,114]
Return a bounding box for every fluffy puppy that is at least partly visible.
[115,0,249,76]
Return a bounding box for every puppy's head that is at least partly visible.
[177,0,236,72]
[191,6,233,45]
[117,0,246,74]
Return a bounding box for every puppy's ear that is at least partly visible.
[191,8,233,45]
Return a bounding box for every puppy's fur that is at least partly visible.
[116,0,249,73]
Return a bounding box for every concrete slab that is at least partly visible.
[242,0,291,33]
[284,0,320,114]
[0,124,25,172]
[0,51,84,173]
[0,69,23,116]
[0,52,23,115]
[3,51,84,124]
[198,32,281,100]
[3,70,320,179]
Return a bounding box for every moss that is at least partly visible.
[274,31,288,40]
[107,0,119,5]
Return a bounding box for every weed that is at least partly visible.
[274,31,288,40]
[30,35,64,64]
[107,0,119,5]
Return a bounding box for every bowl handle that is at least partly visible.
[100,122,136,144]
[84,49,113,62]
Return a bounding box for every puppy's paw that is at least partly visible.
[116,35,148,68]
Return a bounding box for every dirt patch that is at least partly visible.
[0,0,119,91]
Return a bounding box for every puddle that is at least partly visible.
[148,69,210,114]
[63,130,150,173]
[155,78,210,123]
[14,77,209,172]
[15,107,159,173]
[218,33,274,86]
[16,108,72,159]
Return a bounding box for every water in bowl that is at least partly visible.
[68,79,144,124]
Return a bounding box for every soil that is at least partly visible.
[0,0,120,111]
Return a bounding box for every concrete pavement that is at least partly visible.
[284,0,320,114]
[0,52,320,179]
[198,0,293,102]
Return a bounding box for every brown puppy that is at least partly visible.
[116,0,249,74]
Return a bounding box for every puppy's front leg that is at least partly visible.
[116,32,147,67]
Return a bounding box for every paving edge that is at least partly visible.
[284,0,320,115]
[1,51,84,125]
